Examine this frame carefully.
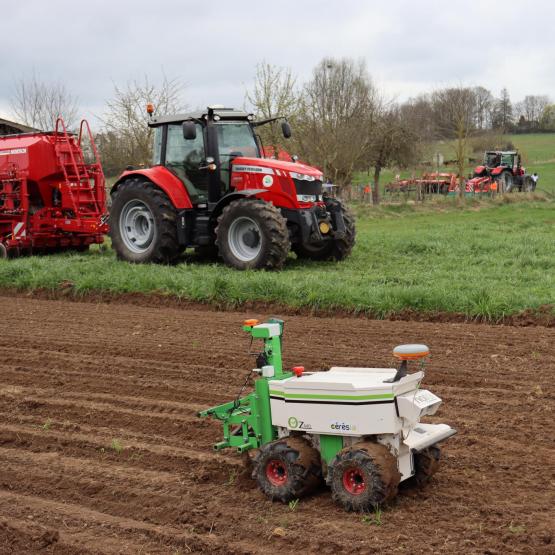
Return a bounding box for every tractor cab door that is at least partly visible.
[164,123,209,203]
[500,152,514,168]
[215,122,260,192]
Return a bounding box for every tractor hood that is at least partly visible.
[232,156,323,180]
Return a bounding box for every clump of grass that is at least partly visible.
[226,469,237,486]
[110,438,124,454]
[41,418,52,431]
[508,522,526,534]
[361,505,382,526]
[288,499,299,511]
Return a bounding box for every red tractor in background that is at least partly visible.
[0,119,108,258]
[109,106,355,270]
[469,150,534,193]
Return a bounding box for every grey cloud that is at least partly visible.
[2,0,554,123]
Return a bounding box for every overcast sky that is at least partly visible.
[2,0,554,125]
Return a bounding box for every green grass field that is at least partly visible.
[1,199,553,321]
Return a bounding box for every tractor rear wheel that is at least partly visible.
[252,436,322,502]
[216,199,290,270]
[522,175,535,192]
[109,177,179,264]
[293,199,355,261]
[328,442,401,511]
[413,446,441,486]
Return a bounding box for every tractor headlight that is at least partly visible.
[290,172,316,181]
[297,194,317,203]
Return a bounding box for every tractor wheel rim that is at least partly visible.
[266,459,288,487]
[120,200,155,254]
[228,216,262,262]
[342,467,366,495]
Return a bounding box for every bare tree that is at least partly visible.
[295,58,378,191]
[432,87,476,196]
[10,72,79,130]
[245,62,299,156]
[399,94,436,142]
[492,88,513,131]
[369,105,420,204]
[99,75,185,174]
[473,86,494,130]
[514,95,551,129]
[540,103,555,131]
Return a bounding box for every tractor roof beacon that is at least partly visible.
[199,318,456,511]
[108,106,355,270]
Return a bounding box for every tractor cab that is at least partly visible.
[483,150,520,171]
[149,107,267,204]
[109,105,355,270]
[149,106,293,205]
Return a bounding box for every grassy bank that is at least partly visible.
[1,199,553,321]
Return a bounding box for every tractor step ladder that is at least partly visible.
[53,118,100,216]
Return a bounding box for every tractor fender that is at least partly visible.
[111,166,193,209]
[211,189,271,219]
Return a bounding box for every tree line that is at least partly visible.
[8,60,555,203]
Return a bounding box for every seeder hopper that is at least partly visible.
[0,118,108,258]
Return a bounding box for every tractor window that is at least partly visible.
[152,126,163,165]
[216,123,259,159]
[501,153,514,167]
[485,152,500,167]
[165,123,208,202]
[216,123,259,191]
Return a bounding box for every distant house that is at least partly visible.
[0,117,38,136]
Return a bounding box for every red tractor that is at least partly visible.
[109,106,355,270]
[470,150,534,193]
[0,118,108,258]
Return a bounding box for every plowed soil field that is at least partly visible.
[0,295,553,554]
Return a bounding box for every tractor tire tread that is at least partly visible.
[252,436,322,502]
[109,177,180,264]
[215,198,290,270]
[413,446,441,487]
[327,441,401,511]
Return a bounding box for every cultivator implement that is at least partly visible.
[0,118,108,258]
[386,173,457,195]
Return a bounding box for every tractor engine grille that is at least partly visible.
[293,179,323,196]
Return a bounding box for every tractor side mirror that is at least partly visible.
[182,121,197,141]
[281,121,292,139]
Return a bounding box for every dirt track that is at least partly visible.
[0,295,553,554]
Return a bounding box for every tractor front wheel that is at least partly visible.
[109,178,180,264]
[328,442,401,511]
[216,199,290,270]
[495,171,514,193]
[293,199,355,261]
[252,436,322,502]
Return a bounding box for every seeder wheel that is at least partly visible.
[0,243,7,259]
[252,436,322,502]
[327,442,401,511]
